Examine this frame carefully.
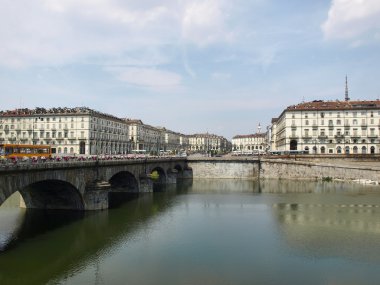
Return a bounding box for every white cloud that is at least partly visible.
[181,0,234,47]
[108,67,182,91]
[0,0,235,69]
[211,72,231,80]
[322,0,380,43]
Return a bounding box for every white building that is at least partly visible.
[188,133,231,154]
[270,99,380,154]
[232,133,268,153]
[125,120,189,155]
[125,119,161,154]
[158,128,188,154]
[0,107,131,155]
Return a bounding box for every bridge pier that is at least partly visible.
[84,180,110,210]
[139,175,154,193]
[183,168,193,179]
[167,169,178,184]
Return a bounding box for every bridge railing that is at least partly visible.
[0,155,186,170]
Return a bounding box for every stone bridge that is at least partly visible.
[0,158,190,211]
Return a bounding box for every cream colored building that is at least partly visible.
[188,133,231,154]
[0,107,131,155]
[125,119,161,153]
[158,128,189,154]
[270,100,380,154]
[232,133,268,153]
[125,120,189,154]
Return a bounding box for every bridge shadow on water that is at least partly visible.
[0,209,85,252]
[0,179,193,285]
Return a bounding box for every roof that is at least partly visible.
[0,107,123,122]
[271,118,278,123]
[286,100,380,111]
[232,133,267,139]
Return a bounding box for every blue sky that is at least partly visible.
[1,0,380,139]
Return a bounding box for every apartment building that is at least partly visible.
[0,107,131,155]
[270,100,380,154]
[232,133,268,153]
[188,133,231,154]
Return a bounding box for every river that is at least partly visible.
[1,179,380,285]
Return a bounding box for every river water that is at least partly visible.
[1,179,380,285]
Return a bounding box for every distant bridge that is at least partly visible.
[0,158,190,210]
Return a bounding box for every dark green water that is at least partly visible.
[1,179,380,285]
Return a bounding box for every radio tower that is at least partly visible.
[345,75,350,101]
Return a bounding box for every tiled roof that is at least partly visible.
[286,100,380,111]
[232,133,266,139]
[0,107,123,121]
[271,118,278,123]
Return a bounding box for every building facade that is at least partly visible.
[125,119,162,154]
[158,128,189,154]
[232,133,268,153]
[0,107,131,155]
[188,133,231,154]
[270,100,380,154]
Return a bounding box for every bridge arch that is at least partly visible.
[174,164,183,174]
[150,167,166,184]
[19,180,84,210]
[109,171,139,193]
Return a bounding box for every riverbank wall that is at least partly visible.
[187,157,380,183]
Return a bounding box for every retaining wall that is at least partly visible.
[187,158,380,182]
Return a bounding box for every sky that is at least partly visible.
[0,0,380,139]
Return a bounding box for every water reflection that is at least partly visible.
[0,187,184,285]
[191,178,260,193]
[1,179,380,285]
[273,200,380,262]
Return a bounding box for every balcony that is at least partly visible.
[368,134,378,138]
[302,135,312,139]
[318,135,328,139]
[334,134,344,139]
